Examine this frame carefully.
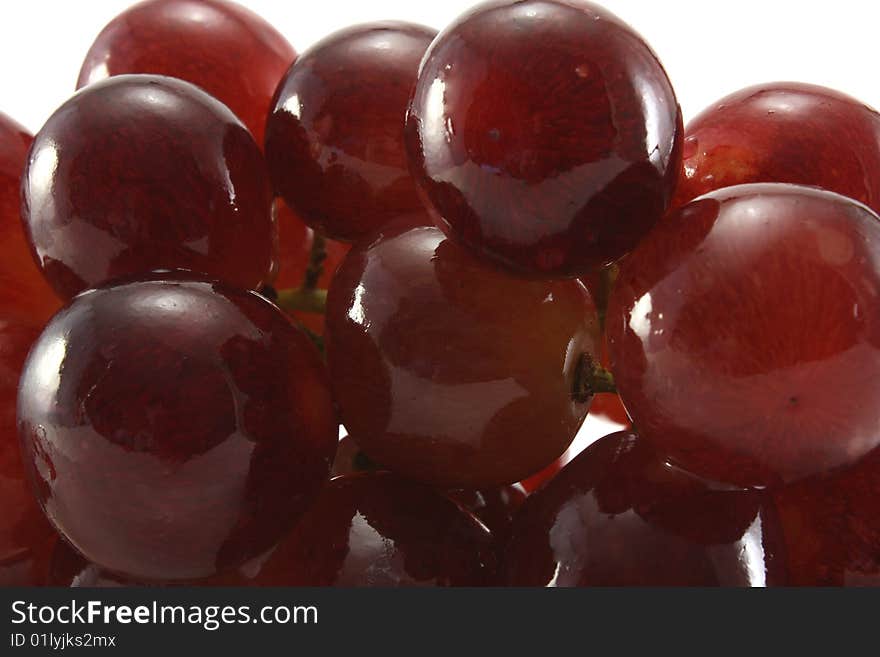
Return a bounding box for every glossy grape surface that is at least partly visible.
[77,0,296,146]
[53,473,496,587]
[406,0,682,277]
[266,22,436,242]
[17,275,338,582]
[607,184,880,488]
[21,75,274,300]
[325,225,600,488]
[0,113,60,325]
[674,82,880,210]
[502,432,785,586]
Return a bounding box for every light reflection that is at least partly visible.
[739,514,767,587]
[628,292,653,341]
[423,77,448,149]
[633,68,665,164]
[32,335,66,402]
[348,284,367,325]
[283,93,303,120]
[29,140,59,197]
[84,61,110,87]
[127,287,204,320]
[387,367,529,444]
[345,511,397,584]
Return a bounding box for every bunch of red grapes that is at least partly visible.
[2,0,880,588]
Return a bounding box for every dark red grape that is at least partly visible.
[325,224,600,488]
[17,274,338,582]
[77,0,296,146]
[607,184,880,488]
[265,22,437,242]
[674,82,880,210]
[226,473,496,586]
[0,113,60,325]
[330,434,524,549]
[53,473,496,587]
[0,322,55,586]
[406,0,682,277]
[21,75,274,300]
[502,431,785,586]
[0,114,60,585]
[771,449,880,585]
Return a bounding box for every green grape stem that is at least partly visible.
[573,354,617,402]
[303,232,327,291]
[276,286,328,314]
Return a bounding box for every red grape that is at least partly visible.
[51,476,513,587]
[21,75,274,300]
[501,431,785,586]
[77,0,296,146]
[406,0,683,277]
[0,113,60,325]
[0,114,60,581]
[0,322,55,585]
[17,274,338,582]
[771,450,880,585]
[225,473,496,586]
[330,434,525,547]
[607,184,880,488]
[265,22,437,242]
[52,473,496,587]
[325,224,600,488]
[0,113,60,584]
[674,82,880,210]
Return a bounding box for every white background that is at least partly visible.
[2,0,877,447]
[2,0,880,133]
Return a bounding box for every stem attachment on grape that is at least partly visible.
[276,286,328,314]
[573,353,616,402]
